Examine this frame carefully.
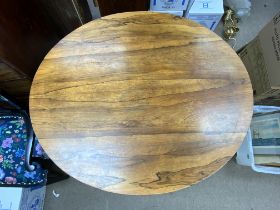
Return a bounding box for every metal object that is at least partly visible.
[223,9,239,48]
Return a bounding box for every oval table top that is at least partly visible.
[30,12,253,195]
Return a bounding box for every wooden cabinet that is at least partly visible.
[0,62,26,82]
[97,0,149,16]
[0,0,92,107]
[0,61,31,107]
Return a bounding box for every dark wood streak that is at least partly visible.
[136,157,231,189]
[30,12,253,195]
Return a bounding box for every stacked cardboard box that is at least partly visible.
[185,0,224,31]
[149,0,224,30]
[150,0,195,17]
[239,11,280,105]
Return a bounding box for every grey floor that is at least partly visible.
[44,1,280,210]
[215,0,280,51]
[45,160,280,210]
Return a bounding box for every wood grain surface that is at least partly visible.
[29,12,253,195]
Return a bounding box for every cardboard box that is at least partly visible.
[151,10,184,17]
[239,11,280,101]
[185,0,195,15]
[150,0,189,11]
[0,186,45,210]
[185,0,224,31]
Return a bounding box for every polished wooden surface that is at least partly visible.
[30,12,253,195]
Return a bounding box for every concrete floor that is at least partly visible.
[44,1,280,209]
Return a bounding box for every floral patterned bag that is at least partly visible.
[0,111,47,186]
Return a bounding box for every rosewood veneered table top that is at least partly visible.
[30,12,253,195]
